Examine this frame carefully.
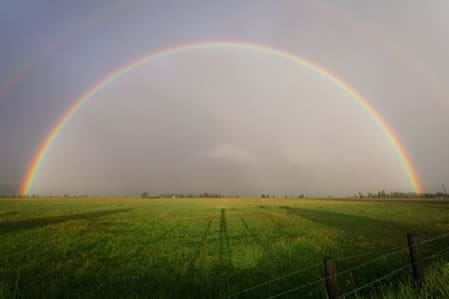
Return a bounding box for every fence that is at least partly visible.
[229,231,449,298]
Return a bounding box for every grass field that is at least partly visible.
[0,198,448,298]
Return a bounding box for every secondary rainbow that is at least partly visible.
[20,41,423,195]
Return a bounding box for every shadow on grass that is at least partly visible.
[0,209,132,234]
[3,206,446,299]
[240,217,276,263]
[0,208,417,299]
[219,208,232,268]
[0,211,20,218]
[264,212,284,229]
[277,206,426,239]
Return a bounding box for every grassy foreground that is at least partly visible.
[0,198,448,298]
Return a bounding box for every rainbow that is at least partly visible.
[20,41,423,195]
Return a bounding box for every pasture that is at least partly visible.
[0,198,448,298]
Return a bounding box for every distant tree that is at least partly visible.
[141,192,149,199]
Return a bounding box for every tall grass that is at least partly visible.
[0,198,448,298]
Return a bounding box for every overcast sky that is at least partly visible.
[1,1,448,196]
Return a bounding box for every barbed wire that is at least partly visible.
[227,262,322,298]
[428,250,449,261]
[264,248,407,299]
[333,246,404,263]
[229,231,448,298]
[423,245,449,262]
[265,276,326,299]
[228,246,403,298]
[332,247,407,277]
[339,263,410,298]
[420,231,449,245]
[340,244,449,298]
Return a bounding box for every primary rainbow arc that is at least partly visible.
[20,41,423,195]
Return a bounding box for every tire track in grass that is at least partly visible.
[261,208,306,240]
[264,213,284,229]
[186,219,213,273]
[240,217,276,263]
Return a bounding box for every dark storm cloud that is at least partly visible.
[0,1,448,194]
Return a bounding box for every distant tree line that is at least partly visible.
[141,192,239,199]
[2,190,447,200]
[262,194,305,199]
[355,190,448,199]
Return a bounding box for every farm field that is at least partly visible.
[0,198,448,298]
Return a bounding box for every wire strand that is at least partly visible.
[333,247,407,277]
[228,262,322,298]
[340,264,410,298]
[423,245,449,262]
[265,277,326,299]
[334,246,404,263]
[420,231,449,244]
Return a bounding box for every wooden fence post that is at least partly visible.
[407,233,424,288]
[324,257,338,299]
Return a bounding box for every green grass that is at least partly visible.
[0,198,448,298]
